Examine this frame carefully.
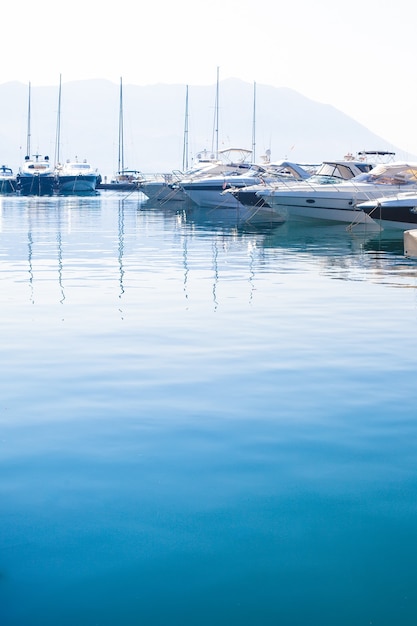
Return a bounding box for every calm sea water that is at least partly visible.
[1,193,417,625]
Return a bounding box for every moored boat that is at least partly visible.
[139,151,237,203]
[55,158,100,194]
[181,157,311,211]
[17,154,55,196]
[255,160,417,225]
[0,165,17,194]
[17,82,55,196]
[97,170,142,191]
[358,192,417,230]
[98,77,142,192]
[140,148,254,204]
[226,160,313,209]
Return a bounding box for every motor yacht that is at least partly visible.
[98,170,142,191]
[180,158,311,211]
[55,158,100,194]
[225,160,318,209]
[140,148,254,203]
[17,154,55,196]
[255,161,417,225]
[358,192,417,230]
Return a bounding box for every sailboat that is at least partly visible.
[140,70,245,204]
[139,83,195,202]
[17,82,56,196]
[98,78,142,191]
[54,75,100,194]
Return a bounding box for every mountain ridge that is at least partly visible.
[0,78,410,178]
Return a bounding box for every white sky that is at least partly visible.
[2,0,416,156]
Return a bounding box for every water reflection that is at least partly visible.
[261,220,417,286]
[182,234,189,305]
[1,196,417,312]
[118,199,125,304]
[173,202,417,285]
[26,211,34,304]
[3,194,417,626]
[56,204,65,304]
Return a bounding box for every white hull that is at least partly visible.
[358,193,417,230]
[182,174,266,210]
[141,181,187,202]
[182,186,245,209]
[273,202,377,226]
[257,185,409,225]
[55,160,99,194]
[140,152,254,204]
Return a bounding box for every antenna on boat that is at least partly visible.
[252,81,256,163]
[26,81,31,158]
[54,74,62,167]
[118,77,124,174]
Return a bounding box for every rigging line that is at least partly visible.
[159,186,182,206]
[346,204,382,232]
[121,185,141,200]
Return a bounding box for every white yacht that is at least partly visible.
[225,160,314,209]
[358,192,417,230]
[140,148,254,203]
[180,156,311,211]
[255,161,417,225]
[17,154,55,196]
[55,158,100,194]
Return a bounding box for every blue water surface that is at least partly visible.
[1,194,417,625]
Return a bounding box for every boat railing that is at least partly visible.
[140,172,176,184]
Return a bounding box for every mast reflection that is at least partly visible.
[118,199,125,300]
[56,201,65,304]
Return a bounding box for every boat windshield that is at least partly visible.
[307,161,371,184]
[68,164,91,170]
[266,161,311,180]
[28,164,50,170]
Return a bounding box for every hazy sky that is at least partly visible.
[3,0,415,157]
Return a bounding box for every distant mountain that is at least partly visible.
[0,78,410,178]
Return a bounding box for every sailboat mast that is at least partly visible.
[215,66,219,159]
[118,77,124,174]
[211,67,219,159]
[26,82,31,158]
[182,84,189,171]
[55,74,62,166]
[252,81,256,164]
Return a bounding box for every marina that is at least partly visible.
[1,193,417,625]
[3,0,417,621]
